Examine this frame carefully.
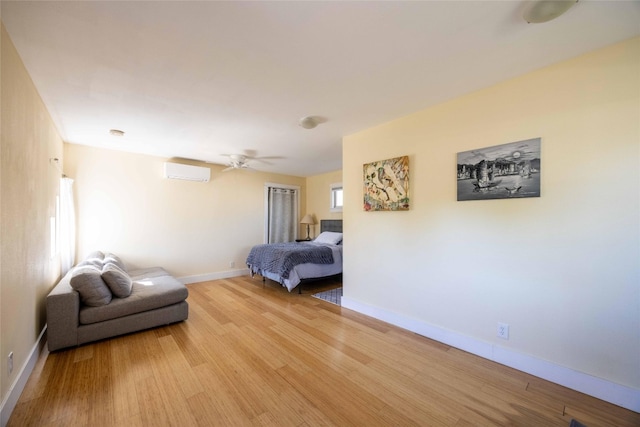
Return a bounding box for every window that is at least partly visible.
[330,183,343,212]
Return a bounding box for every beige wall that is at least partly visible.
[1,24,63,404]
[343,37,640,394]
[64,144,306,279]
[304,169,342,238]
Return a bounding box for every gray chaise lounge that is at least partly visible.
[46,251,188,351]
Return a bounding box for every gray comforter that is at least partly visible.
[246,242,334,280]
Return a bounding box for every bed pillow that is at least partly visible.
[314,231,343,245]
[70,265,113,306]
[102,263,133,298]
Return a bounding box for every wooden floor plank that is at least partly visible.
[8,277,640,426]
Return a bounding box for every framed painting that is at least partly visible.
[457,138,541,201]
[363,155,409,211]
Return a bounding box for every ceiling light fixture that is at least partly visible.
[109,129,125,137]
[523,0,578,24]
[299,116,320,129]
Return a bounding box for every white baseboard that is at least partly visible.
[178,268,250,285]
[341,296,640,413]
[0,326,47,427]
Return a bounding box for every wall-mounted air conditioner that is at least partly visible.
[163,162,211,182]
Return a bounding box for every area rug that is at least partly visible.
[311,287,342,306]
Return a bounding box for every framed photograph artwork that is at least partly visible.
[363,155,409,211]
[457,138,541,201]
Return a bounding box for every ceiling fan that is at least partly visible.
[222,154,253,172]
[218,152,285,172]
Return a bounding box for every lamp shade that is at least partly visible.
[300,214,316,225]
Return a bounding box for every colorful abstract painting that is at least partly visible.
[363,156,409,211]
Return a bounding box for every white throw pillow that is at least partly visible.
[314,231,343,245]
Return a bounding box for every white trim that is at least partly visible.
[341,296,640,413]
[0,327,47,427]
[178,268,250,285]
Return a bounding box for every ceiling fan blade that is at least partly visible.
[250,155,285,165]
[254,156,285,161]
[216,152,277,171]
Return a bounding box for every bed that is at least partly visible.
[246,219,343,293]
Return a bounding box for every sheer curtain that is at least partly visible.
[267,187,298,243]
[59,177,76,274]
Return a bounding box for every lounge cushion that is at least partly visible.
[102,263,133,298]
[104,253,126,271]
[77,250,106,268]
[85,250,105,260]
[79,271,188,325]
[128,267,173,280]
[70,266,113,306]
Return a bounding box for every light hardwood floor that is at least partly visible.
[9,276,639,426]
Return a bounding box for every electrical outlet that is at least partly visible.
[229,261,235,268]
[497,323,509,340]
[8,352,13,375]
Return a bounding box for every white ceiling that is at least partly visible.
[2,1,639,177]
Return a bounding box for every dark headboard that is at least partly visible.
[320,219,342,233]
